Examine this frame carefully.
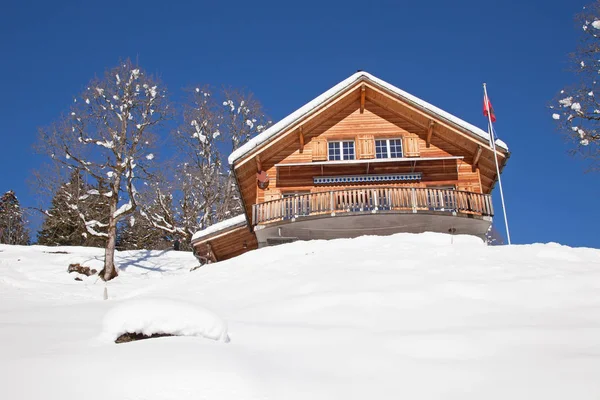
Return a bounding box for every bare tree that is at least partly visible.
[552,1,600,168]
[142,86,270,245]
[176,87,224,229]
[37,59,170,280]
[218,88,270,217]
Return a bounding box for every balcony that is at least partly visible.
[252,187,493,226]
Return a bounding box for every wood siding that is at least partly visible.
[245,99,485,210]
[193,225,258,263]
[225,79,510,262]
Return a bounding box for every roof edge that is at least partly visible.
[228,71,509,166]
[190,214,248,244]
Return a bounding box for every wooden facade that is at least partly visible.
[192,224,258,264]
[192,72,509,261]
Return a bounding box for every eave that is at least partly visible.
[229,71,509,170]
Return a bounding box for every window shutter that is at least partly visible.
[403,136,420,157]
[357,135,375,159]
[312,138,327,161]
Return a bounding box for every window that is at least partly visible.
[375,139,403,159]
[328,141,355,161]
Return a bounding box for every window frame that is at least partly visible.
[328,140,356,161]
[375,138,403,159]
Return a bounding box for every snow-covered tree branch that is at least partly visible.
[37,59,171,280]
[552,1,600,169]
[141,86,271,245]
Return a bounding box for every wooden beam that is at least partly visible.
[206,243,217,263]
[234,84,360,169]
[360,85,366,114]
[472,145,483,171]
[365,83,507,158]
[298,126,304,153]
[255,155,262,172]
[368,95,478,158]
[426,120,435,148]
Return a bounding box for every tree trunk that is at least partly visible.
[101,197,119,281]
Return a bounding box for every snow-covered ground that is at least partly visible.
[1,233,599,399]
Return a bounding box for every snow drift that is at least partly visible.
[1,233,599,399]
[102,298,229,343]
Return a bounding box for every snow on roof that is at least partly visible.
[191,214,247,242]
[228,71,508,165]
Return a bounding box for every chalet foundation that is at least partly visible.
[255,212,492,247]
[192,71,509,262]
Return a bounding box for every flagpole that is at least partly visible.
[483,83,512,245]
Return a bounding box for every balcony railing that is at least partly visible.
[252,187,493,226]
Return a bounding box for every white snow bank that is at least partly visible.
[229,71,508,165]
[102,298,229,342]
[2,234,600,399]
[191,214,247,242]
[0,244,197,304]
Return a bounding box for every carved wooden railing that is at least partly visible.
[252,187,493,226]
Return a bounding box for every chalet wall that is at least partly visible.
[193,226,258,263]
[252,100,484,206]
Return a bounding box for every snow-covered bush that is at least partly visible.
[102,298,230,343]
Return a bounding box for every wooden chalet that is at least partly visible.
[191,71,509,262]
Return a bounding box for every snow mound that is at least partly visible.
[102,298,229,343]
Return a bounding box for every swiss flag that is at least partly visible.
[483,97,496,123]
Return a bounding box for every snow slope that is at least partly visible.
[1,234,599,399]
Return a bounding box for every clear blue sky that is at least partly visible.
[1,0,597,248]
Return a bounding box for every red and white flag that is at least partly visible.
[483,97,496,123]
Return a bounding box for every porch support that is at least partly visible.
[298,126,304,153]
[255,155,262,172]
[472,145,482,171]
[426,120,435,148]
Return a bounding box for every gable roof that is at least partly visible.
[228,71,508,166]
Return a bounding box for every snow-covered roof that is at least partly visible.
[191,214,247,243]
[228,71,508,165]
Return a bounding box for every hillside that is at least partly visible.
[1,233,599,399]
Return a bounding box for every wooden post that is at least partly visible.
[360,85,366,114]
[426,121,434,148]
[472,145,482,171]
[255,155,262,172]
[298,126,304,153]
[330,191,335,215]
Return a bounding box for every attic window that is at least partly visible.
[328,141,355,161]
[375,139,403,159]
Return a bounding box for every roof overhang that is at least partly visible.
[229,71,509,168]
[190,214,247,245]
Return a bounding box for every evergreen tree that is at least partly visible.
[37,170,109,247]
[0,190,30,245]
[118,209,171,251]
